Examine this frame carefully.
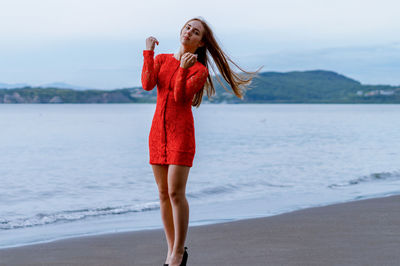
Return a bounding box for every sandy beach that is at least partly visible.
[1,194,399,266]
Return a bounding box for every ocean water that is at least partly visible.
[1,104,400,249]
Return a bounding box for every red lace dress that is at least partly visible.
[141,50,209,167]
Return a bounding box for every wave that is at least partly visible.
[187,180,292,199]
[0,201,160,230]
[1,180,291,231]
[328,170,400,188]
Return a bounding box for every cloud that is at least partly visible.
[1,0,399,41]
[1,0,399,87]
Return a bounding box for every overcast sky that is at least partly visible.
[1,0,399,88]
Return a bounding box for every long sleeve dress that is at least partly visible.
[141,50,209,167]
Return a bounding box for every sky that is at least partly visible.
[1,0,399,89]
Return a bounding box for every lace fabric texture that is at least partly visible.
[141,50,209,167]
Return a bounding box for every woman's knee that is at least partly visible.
[168,188,185,204]
[158,188,170,202]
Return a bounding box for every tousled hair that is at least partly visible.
[180,17,263,107]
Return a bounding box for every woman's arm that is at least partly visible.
[173,66,208,103]
[141,50,162,91]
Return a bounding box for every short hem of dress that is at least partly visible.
[149,150,195,167]
[149,161,193,167]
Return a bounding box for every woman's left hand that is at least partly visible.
[180,52,198,69]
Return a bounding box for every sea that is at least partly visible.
[1,104,399,249]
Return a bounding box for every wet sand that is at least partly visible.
[1,194,399,266]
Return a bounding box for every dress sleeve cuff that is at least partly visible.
[143,50,154,57]
[178,67,189,76]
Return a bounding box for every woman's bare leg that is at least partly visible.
[167,164,190,266]
[151,164,175,264]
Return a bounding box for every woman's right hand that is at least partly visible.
[145,36,159,51]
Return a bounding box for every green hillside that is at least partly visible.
[1,70,399,103]
[210,70,400,103]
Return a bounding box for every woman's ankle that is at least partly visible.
[172,246,185,256]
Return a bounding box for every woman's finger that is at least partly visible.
[184,53,195,60]
[150,37,159,45]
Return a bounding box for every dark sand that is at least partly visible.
[1,195,399,266]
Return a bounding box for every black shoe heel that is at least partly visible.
[180,247,188,266]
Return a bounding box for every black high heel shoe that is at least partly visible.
[180,247,188,266]
[164,247,188,266]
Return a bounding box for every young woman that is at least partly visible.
[141,17,260,266]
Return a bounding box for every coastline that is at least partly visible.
[1,194,399,266]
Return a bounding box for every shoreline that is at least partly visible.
[1,194,399,265]
[2,191,397,251]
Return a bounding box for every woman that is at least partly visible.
[141,17,260,266]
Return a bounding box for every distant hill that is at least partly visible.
[0,82,30,89]
[0,82,95,90]
[37,82,96,91]
[245,70,362,102]
[209,70,400,103]
[1,70,399,103]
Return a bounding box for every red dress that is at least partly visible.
[141,50,209,167]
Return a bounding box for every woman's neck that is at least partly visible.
[174,46,196,60]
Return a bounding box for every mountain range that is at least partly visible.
[1,70,399,104]
[0,82,93,90]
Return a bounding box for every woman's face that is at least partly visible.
[180,20,205,49]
